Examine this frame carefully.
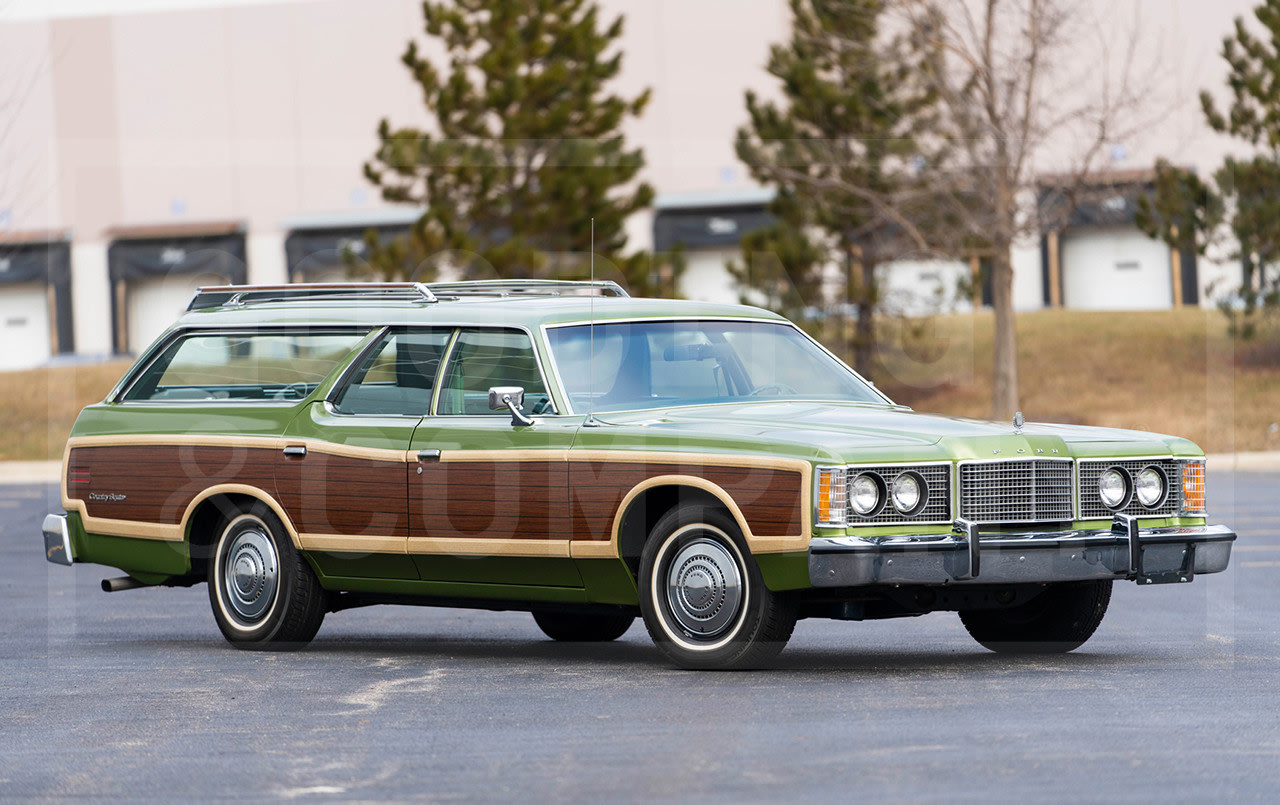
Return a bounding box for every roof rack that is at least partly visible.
[187,283,437,310]
[187,279,628,310]
[425,280,629,298]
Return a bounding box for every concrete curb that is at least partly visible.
[2,453,1278,487]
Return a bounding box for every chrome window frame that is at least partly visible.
[429,325,561,418]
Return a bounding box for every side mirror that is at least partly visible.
[488,386,534,427]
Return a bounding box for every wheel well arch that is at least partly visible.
[180,485,302,575]
[615,479,749,577]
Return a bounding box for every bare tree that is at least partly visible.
[897,0,1156,419]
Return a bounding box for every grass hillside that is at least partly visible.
[0,308,1275,460]
[872,308,1279,454]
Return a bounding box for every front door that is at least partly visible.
[408,327,583,588]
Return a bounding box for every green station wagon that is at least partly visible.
[43,280,1236,669]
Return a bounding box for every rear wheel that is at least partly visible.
[207,501,326,649]
[959,580,1112,654]
[532,611,635,642]
[639,505,796,670]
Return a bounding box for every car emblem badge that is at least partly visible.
[1036,448,1043,454]
[992,449,1001,454]
[1017,448,1025,454]
[1013,411,1024,434]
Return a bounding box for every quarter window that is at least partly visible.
[333,328,451,416]
[122,331,367,402]
[437,329,553,415]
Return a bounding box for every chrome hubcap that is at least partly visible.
[222,526,278,623]
[665,537,743,638]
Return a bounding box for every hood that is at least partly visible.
[592,402,1188,462]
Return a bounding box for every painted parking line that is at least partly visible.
[1241,561,1280,568]
[1233,545,1280,551]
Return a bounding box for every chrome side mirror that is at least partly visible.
[488,386,534,427]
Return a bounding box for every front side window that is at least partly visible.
[437,329,554,415]
[122,330,367,402]
[332,328,451,416]
[546,320,885,413]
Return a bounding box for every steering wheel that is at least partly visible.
[747,383,797,397]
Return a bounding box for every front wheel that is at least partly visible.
[208,501,326,649]
[959,580,1112,654]
[639,505,796,670]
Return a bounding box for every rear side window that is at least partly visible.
[122,330,367,402]
[333,328,451,416]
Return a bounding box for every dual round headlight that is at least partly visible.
[849,471,926,517]
[1098,466,1166,509]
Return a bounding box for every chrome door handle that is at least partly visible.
[417,449,441,463]
[282,445,307,458]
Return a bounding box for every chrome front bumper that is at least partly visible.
[809,515,1236,588]
[43,513,74,566]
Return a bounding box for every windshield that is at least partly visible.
[546,319,886,413]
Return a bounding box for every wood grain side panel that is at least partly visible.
[275,452,409,538]
[568,461,804,541]
[412,461,570,540]
[67,445,279,525]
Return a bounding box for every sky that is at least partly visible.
[0,0,315,20]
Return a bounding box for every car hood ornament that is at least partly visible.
[1013,411,1024,434]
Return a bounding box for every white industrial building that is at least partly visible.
[0,0,1257,369]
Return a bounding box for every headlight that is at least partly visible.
[891,472,926,514]
[1098,467,1130,509]
[1135,466,1166,507]
[850,472,883,516]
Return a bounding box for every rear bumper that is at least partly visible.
[809,516,1235,588]
[43,513,74,566]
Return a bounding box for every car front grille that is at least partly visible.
[958,459,1074,524]
[1078,459,1183,519]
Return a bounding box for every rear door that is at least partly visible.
[275,327,451,580]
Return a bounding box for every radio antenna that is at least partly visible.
[585,217,599,427]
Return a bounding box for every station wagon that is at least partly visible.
[43,280,1236,669]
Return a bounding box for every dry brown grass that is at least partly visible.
[871,309,1280,454]
[1,360,133,461]
[1,309,1276,459]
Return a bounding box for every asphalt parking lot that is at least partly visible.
[3,472,1278,802]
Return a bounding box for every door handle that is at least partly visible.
[417,449,441,463]
[282,445,307,458]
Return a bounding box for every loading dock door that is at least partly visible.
[0,282,51,369]
[284,224,410,283]
[0,239,73,368]
[108,230,246,355]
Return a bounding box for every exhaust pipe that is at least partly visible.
[101,576,151,593]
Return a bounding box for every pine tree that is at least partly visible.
[1139,0,1280,335]
[361,0,668,293]
[733,0,935,378]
